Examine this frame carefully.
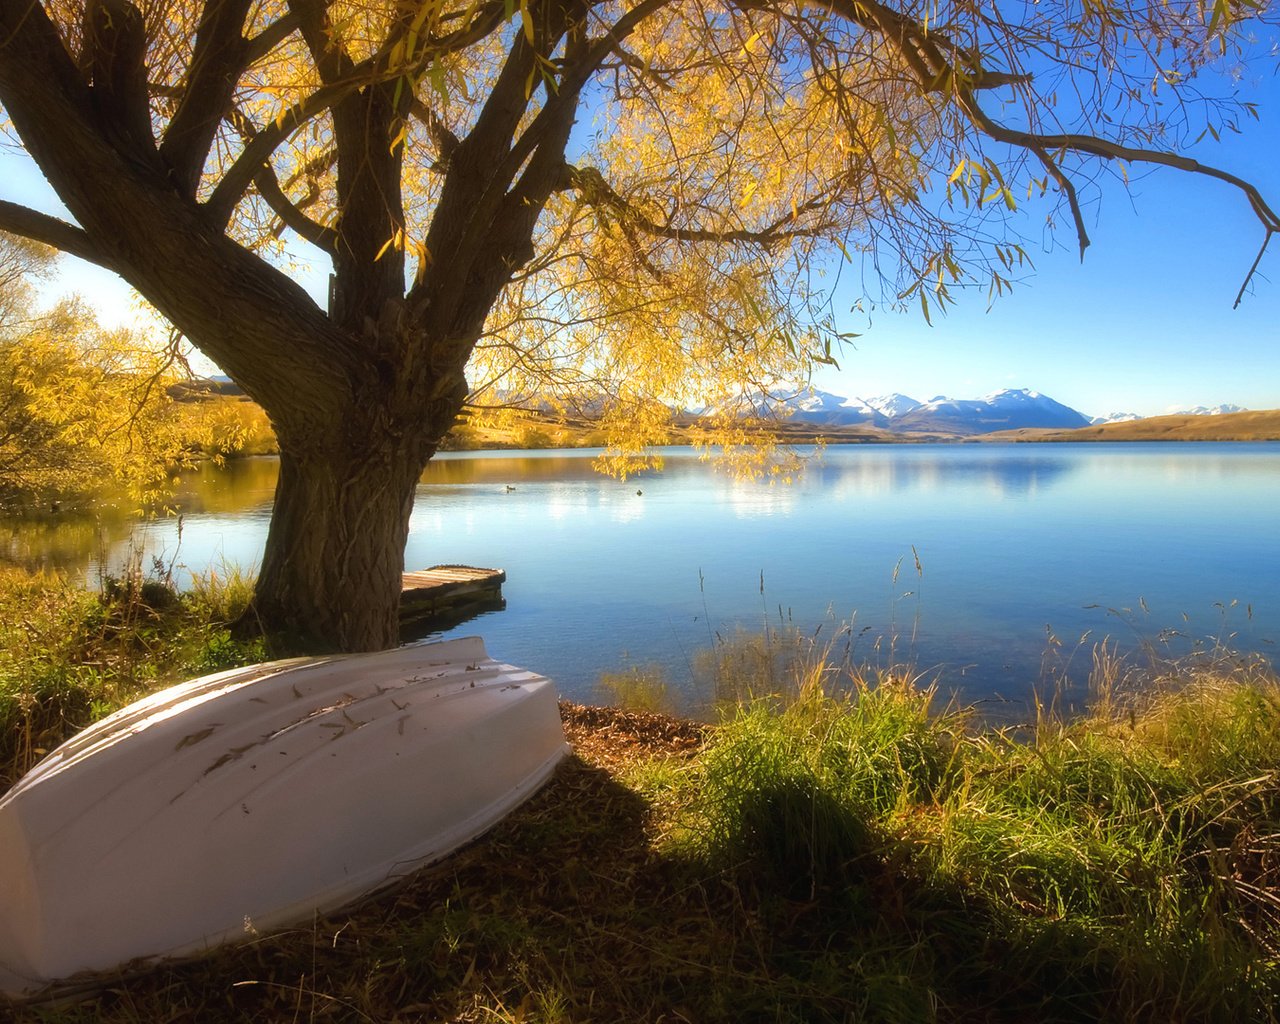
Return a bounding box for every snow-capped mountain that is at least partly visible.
[862,393,923,418]
[1168,403,1248,417]
[724,387,1091,435]
[730,389,893,427]
[890,389,1091,435]
[1090,412,1143,425]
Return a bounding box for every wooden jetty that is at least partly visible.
[399,565,506,632]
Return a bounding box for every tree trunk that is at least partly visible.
[249,428,430,653]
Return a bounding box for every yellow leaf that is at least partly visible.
[520,0,535,45]
[374,230,401,261]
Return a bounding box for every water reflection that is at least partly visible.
[166,456,280,515]
[424,451,650,486]
[812,448,1082,499]
[0,512,122,574]
[2,442,1276,712]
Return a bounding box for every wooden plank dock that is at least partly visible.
[399,565,506,632]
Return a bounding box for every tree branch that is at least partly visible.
[463,0,676,248]
[409,97,461,168]
[960,94,1280,235]
[83,0,153,156]
[0,201,117,270]
[204,0,509,229]
[245,12,302,64]
[289,0,358,85]
[253,167,339,254]
[159,0,255,196]
[565,165,832,249]
[819,0,1279,294]
[203,74,369,228]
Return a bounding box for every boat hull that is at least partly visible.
[0,636,569,998]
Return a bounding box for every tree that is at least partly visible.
[0,0,1275,651]
[0,232,218,508]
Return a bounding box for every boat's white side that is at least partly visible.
[0,636,569,998]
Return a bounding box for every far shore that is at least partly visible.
[442,406,1280,451]
[976,407,1280,443]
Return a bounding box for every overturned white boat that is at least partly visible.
[0,636,569,999]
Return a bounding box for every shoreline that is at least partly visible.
[443,406,1280,451]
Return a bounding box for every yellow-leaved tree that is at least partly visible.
[0,232,232,508]
[0,0,1275,650]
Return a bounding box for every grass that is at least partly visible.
[0,564,266,788]
[3,573,1280,1021]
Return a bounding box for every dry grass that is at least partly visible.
[983,408,1280,443]
[9,704,725,1024]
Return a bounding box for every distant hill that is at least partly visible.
[700,389,922,429]
[1090,411,1143,425]
[175,376,1267,447]
[982,408,1280,442]
[864,393,923,418]
[167,376,246,401]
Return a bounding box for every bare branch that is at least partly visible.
[1234,232,1274,310]
[253,167,339,254]
[1028,145,1091,259]
[565,165,832,249]
[0,201,116,270]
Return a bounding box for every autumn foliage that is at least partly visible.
[1,0,1275,648]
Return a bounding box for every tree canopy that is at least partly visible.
[0,232,260,508]
[0,0,1275,650]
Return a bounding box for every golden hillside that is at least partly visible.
[982,408,1280,443]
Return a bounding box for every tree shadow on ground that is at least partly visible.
[12,705,1265,1024]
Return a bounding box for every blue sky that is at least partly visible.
[808,57,1280,418]
[4,53,1278,421]
[809,133,1280,418]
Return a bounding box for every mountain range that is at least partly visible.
[761,389,1250,436]
[203,373,1249,437]
[763,388,1086,435]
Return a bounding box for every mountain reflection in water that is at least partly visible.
[3,443,1276,718]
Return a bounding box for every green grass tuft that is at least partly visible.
[0,566,266,786]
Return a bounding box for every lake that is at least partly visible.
[4,442,1277,717]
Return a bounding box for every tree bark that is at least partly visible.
[250,401,446,652]
[251,447,414,652]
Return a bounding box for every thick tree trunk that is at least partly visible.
[250,426,430,653]
[0,0,567,654]
[246,341,468,652]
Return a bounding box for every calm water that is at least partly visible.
[5,443,1277,715]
